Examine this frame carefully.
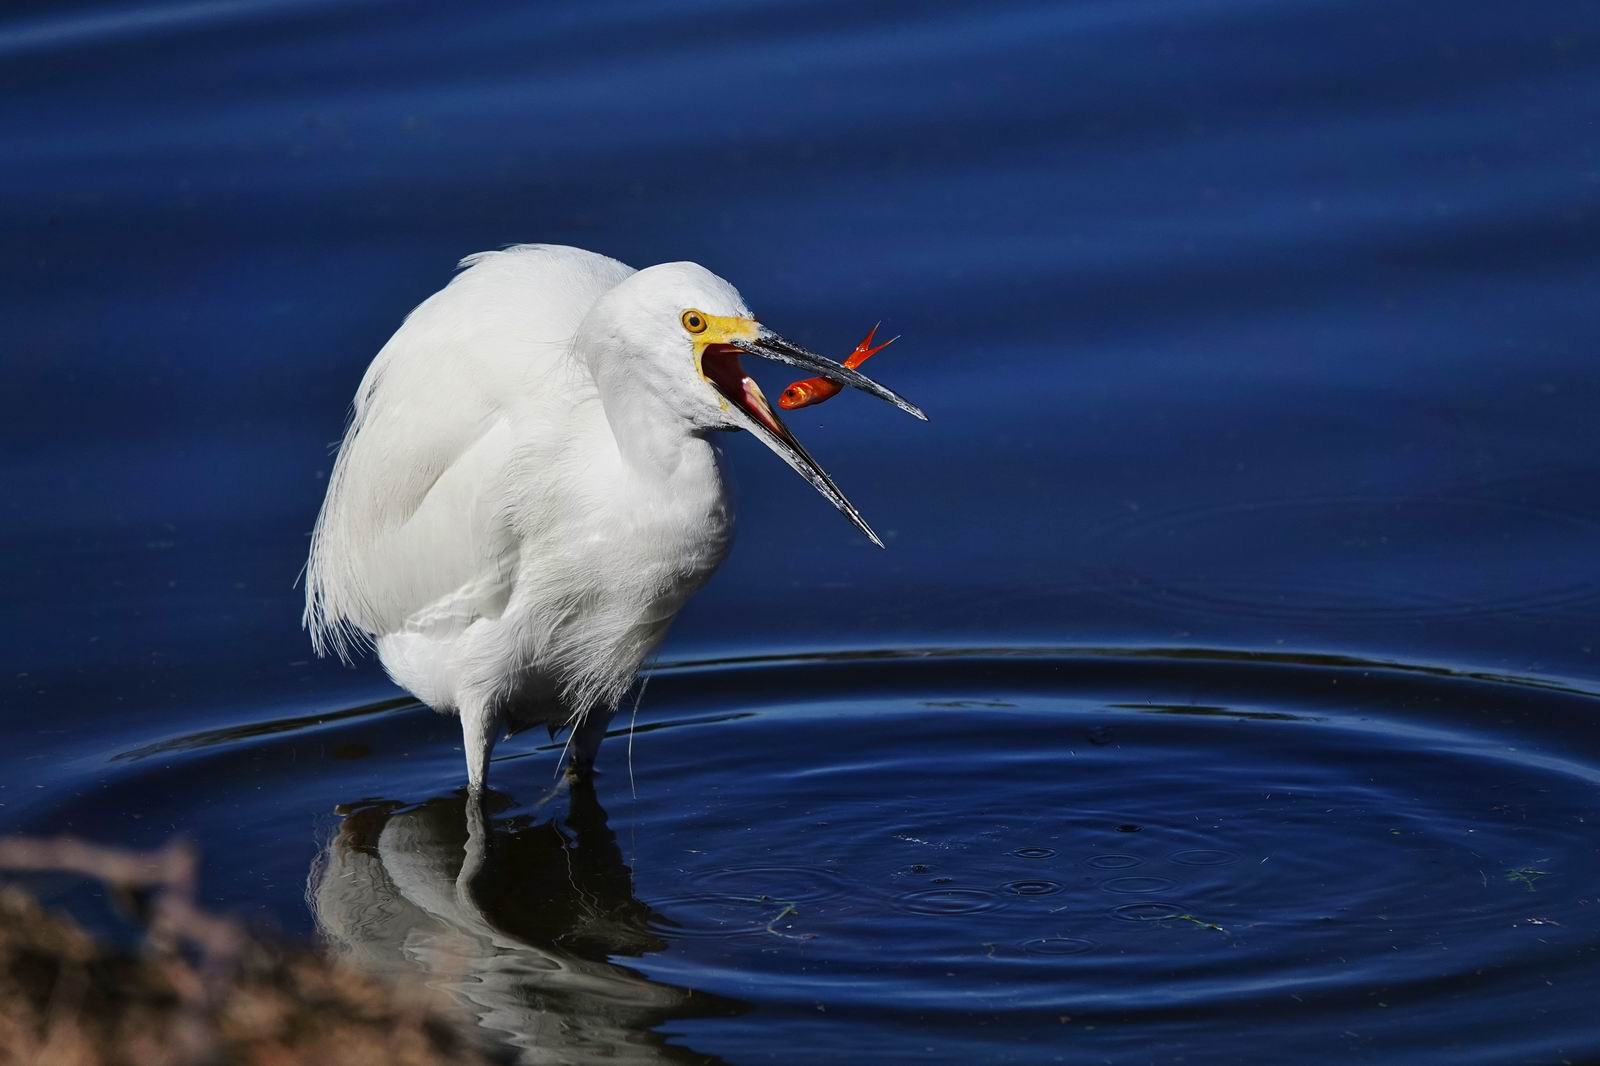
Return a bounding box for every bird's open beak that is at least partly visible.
[701,340,882,546]
[731,328,927,422]
[697,313,928,547]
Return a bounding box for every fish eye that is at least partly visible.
[681,309,708,334]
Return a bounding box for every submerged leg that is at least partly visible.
[564,708,614,781]
[460,699,503,794]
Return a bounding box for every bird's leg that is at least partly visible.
[460,699,504,794]
[563,708,613,782]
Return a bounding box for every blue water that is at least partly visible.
[4,2,1600,1063]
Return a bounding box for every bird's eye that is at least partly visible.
[681,309,708,334]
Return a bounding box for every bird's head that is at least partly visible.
[581,262,925,547]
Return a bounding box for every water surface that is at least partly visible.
[3,1,1599,1062]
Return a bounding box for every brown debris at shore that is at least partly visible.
[0,837,498,1066]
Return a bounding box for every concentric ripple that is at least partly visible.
[50,647,1600,1065]
[1100,875,1177,894]
[1171,849,1238,866]
[1086,854,1143,869]
[690,864,851,903]
[895,888,1001,916]
[616,649,1600,1062]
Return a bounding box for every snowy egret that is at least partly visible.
[304,245,924,792]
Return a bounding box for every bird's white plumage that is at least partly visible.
[307,246,631,660]
[305,242,919,792]
[307,245,754,788]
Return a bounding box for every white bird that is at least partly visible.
[304,245,924,793]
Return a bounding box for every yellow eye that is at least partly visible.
[681,309,708,334]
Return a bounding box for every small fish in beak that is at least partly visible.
[699,321,923,546]
[779,323,898,410]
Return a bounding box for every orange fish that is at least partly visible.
[778,323,898,410]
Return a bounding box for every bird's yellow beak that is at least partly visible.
[692,312,762,350]
[691,314,925,547]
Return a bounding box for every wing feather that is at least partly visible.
[304,245,634,660]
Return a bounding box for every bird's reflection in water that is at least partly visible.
[308,781,736,1064]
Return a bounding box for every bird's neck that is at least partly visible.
[596,381,721,488]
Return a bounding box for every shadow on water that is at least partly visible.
[653,643,1600,699]
[114,695,420,761]
[308,780,739,1065]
